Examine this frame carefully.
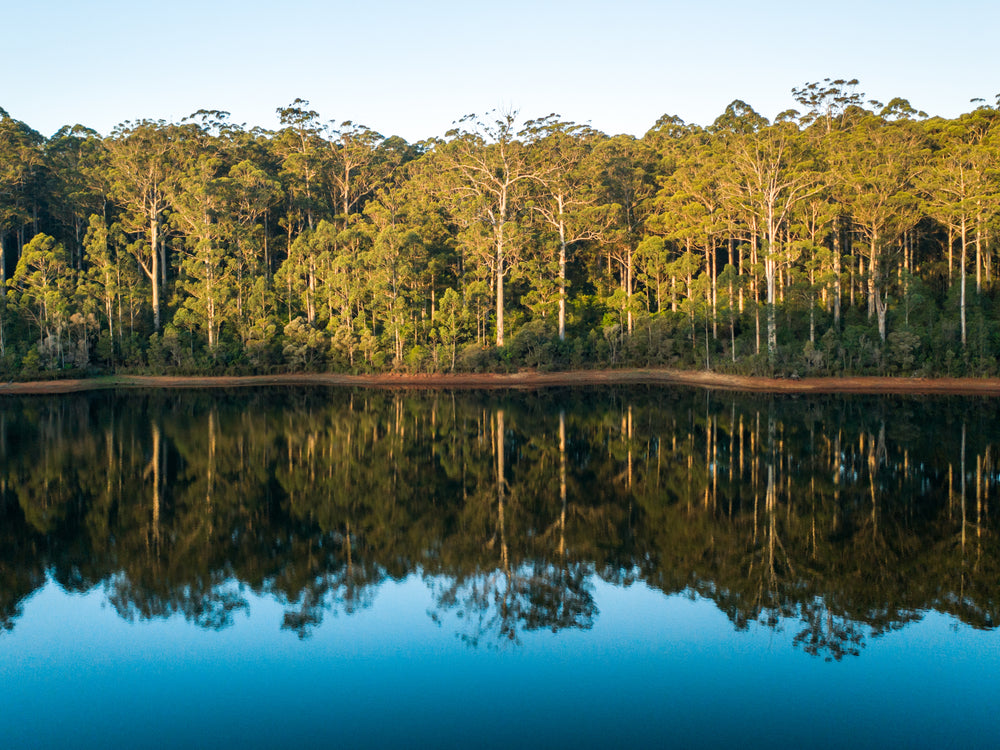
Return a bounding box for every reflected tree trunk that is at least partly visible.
[961,422,966,554]
[148,421,162,551]
[627,405,633,491]
[207,409,216,516]
[559,410,567,558]
[497,409,509,576]
[767,409,777,590]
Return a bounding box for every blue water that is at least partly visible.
[3,575,996,750]
[2,387,999,748]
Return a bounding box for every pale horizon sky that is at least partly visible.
[4,0,998,140]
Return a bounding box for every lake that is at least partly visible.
[1,387,997,749]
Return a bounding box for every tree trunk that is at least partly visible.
[737,234,745,313]
[706,238,717,340]
[755,303,761,356]
[876,291,887,343]
[626,244,634,335]
[207,290,216,351]
[495,190,506,347]
[558,198,567,342]
[960,216,967,347]
[975,210,982,295]
[159,232,167,290]
[496,409,508,573]
[833,221,841,327]
[151,208,161,331]
[105,280,114,343]
[496,253,505,347]
[150,421,162,548]
[765,215,778,361]
[867,233,877,320]
[558,410,567,557]
[343,165,351,219]
[307,256,316,326]
[947,224,953,283]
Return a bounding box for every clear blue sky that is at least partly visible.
[5,0,998,139]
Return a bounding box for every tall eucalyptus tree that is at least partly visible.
[594,134,656,335]
[273,99,326,237]
[921,108,998,347]
[0,112,46,287]
[846,112,924,341]
[717,102,820,359]
[106,120,177,330]
[437,110,537,346]
[523,116,608,340]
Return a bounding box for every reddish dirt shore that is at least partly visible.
[2,369,1000,396]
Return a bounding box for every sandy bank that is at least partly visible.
[3,369,1000,396]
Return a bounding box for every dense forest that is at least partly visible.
[2,80,999,378]
[1,388,996,655]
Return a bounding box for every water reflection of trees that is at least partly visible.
[0,388,997,656]
[428,409,598,647]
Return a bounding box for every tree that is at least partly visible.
[169,154,233,352]
[45,124,108,268]
[437,110,537,346]
[363,186,425,365]
[220,159,282,276]
[276,226,323,328]
[835,113,924,342]
[436,286,464,370]
[718,103,820,359]
[523,117,608,340]
[649,122,726,337]
[106,120,176,330]
[921,109,998,347]
[273,99,326,235]
[82,214,118,342]
[10,233,75,362]
[791,78,866,134]
[0,112,46,287]
[326,121,395,221]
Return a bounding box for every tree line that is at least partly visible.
[1,388,996,654]
[2,79,999,377]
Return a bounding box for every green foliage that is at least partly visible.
[508,319,559,370]
[887,330,921,372]
[456,343,501,373]
[801,340,825,373]
[282,317,327,370]
[0,95,999,379]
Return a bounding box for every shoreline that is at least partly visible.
[3,369,1000,396]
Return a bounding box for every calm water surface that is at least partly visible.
[1,387,998,748]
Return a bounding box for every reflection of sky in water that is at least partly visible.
[2,576,997,749]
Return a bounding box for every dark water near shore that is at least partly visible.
[1,387,998,748]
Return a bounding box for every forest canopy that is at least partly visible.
[1,81,999,378]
